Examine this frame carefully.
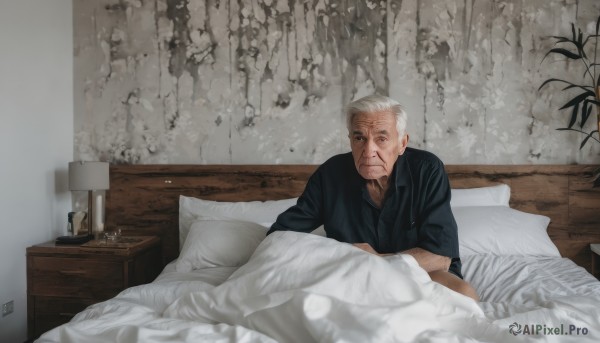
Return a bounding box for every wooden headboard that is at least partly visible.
[105,164,600,273]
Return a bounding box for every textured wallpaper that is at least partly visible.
[74,0,600,164]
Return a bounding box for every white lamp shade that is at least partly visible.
[69,161,110,191]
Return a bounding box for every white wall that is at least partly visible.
[0,0,73,341]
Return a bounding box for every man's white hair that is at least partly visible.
[345,94,408,139]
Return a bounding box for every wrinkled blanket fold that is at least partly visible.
[38,231,600,343]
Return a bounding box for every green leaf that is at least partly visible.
[538,78,564,91]
[581,103,593,128]
[538,78,588,91]
[569,103,579,128]
[596,15,600,35]
[577,29,586,58]
[559,90,596,110]
[550,35,578,49]
[542,48,581,61]
[588,99,600,106]
[551,36,570,43]
[582,101,589,124]
[580,130,599,150]
[562,84,593,92]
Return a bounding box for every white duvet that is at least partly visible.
[37,232,600,343]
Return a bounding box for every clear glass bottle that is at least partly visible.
[67,212,74,236]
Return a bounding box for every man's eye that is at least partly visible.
[354,136,365,141]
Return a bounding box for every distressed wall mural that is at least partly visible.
[74,0,600,164]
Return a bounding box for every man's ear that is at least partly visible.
[398,134,409,155]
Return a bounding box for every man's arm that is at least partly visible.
[400,247,450,272]
[268,169,324,235]
[413,159,461,275]
[352,244,450,272]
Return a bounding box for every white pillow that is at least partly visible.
[179,195,297,249]
[453,206,560,257]
[176,220,267,272]
[451,184,511,208]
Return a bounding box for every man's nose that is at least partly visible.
[363,139,378,157]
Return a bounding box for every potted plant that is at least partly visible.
[539,15,600,184]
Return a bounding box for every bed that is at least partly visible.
[36,164,600,342]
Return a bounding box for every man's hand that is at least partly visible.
[352,243,379,254]
[352,243,393,256]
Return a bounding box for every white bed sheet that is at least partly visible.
[155,260,236,286]
[462,255,600,305]
[37,233,600,343]
[462,254,600,334]
[154,251,600,310]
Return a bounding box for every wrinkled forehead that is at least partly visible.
[350,111,398,131]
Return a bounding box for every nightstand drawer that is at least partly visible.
[32,297,95,337]
[29,257,123,298]
[35,296,94,316]
[27,236,161,341]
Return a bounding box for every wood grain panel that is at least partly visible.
[106,164,600,273]
[106,165,317,263]
[445,165,600,272]
[29,257,123,298]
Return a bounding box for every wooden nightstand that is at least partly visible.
[26,236,162,340]
[592,244,600,280]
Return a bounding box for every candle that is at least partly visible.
[95,194,103,231]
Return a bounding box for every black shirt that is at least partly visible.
[268,147,462,278]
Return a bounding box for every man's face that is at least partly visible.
[349,111,408,180]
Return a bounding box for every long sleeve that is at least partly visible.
[267,169,324,235]
[416,159,459,258]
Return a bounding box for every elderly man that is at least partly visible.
[268,94,478,301]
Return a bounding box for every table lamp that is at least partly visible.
[68,161,110,238]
